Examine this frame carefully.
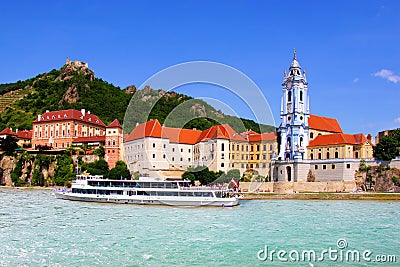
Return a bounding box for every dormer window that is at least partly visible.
[64,114,67,118]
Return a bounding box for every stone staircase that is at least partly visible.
[0,89,29,113]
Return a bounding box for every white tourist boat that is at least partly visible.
[54,174,239,207]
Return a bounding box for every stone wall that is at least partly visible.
[239,180,356,193]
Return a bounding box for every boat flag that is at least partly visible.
[230,178,238,188]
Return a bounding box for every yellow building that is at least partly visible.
[308,133,373,160]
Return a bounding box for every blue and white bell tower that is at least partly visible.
[278,50,310,161]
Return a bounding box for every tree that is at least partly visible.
[93,145,105,158]
[307,169,316,182]
[182,172,196,185]
[108,160,130,180]
[374,130,400,161]
[0,135,18,154]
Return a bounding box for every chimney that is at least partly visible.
[87,111,90,114]
[16,129,18,133]
[38,115,41,122]
[367,134,373,144]
[81,109,86,116]
[46,110,49,113]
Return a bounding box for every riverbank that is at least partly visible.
[240,192,400,200]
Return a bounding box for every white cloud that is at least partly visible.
[373,69,400,83]
[394,117,400,124]
[353,77,359,83]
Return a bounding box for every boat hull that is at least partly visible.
[55,192,239,207]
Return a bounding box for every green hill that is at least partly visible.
[0,61,275,134]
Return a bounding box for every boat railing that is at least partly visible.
[180,186,229,191]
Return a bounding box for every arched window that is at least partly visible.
[310,132,314,139]
[288,91,292,102]
[335,152,339,158]
[327,152,330,159]
[112,140,116,146]
[287,137,291,149]
[300,91,303,101]
[310,153,314,160]
[300,137,304,147]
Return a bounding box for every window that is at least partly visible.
[346,164,351,169]
[152,143,155,148]
[180,158,183,161]
[172,157,175,161]
[326,152,330,159]
[152,154,155,158]
[323,165,327,170]
[163,154,166,159]
[300,91,303,101]
[318,153,322,160]
[310,132,314,139]
[288,91,292,102]
[163,144,166,148]
[188,149,191,153]
[263,144,266,151]
[335,152,339,158]
[221,153,224,159]
[332,164,336,170]
[172,148,175,152]
[310,153,314,160]
[355,152,359,158]
[180,148,183,152]
[314,165,318,170]
[221,163,224,167]
[221,143,224,151]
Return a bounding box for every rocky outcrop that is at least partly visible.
[190,103,206,117]
[356,166,400,192]
[124,85,137,94]
[59,83,79,104]
[0,156,16,186]
[55,60,95,82]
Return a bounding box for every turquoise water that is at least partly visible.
[0,189,399,266]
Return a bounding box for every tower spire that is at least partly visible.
[293,49,297,60]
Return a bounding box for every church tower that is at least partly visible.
[277,50,310,161]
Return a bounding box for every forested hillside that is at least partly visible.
[0,61,275,134]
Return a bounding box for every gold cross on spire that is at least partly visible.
[293,49,297,60]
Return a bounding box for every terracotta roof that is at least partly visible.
[125,120,202,144]
[33,109,106,127]
[16,130,32,140]
[197,124,245,142]
[309,114,342,133]
[72,136,106,143]
[0,127,17,136]
[162,127,202,145]
[245,131,277,142]
[107,119,122,128]
[308,133,369,147]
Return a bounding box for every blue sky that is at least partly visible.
[0,0,399,138]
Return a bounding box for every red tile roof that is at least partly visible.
[197,124,245,142]
[16,130,32,140]
[241,130,277,142]
[308,133,369,147]
[0,127,17,136]
[162,127,202,144]
[107,119,122,128]
[72,136,106,143]
[33,109,106,127]
[125,120,202,144]
[309,114,342,133]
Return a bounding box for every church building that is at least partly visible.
[272,52,373,183]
